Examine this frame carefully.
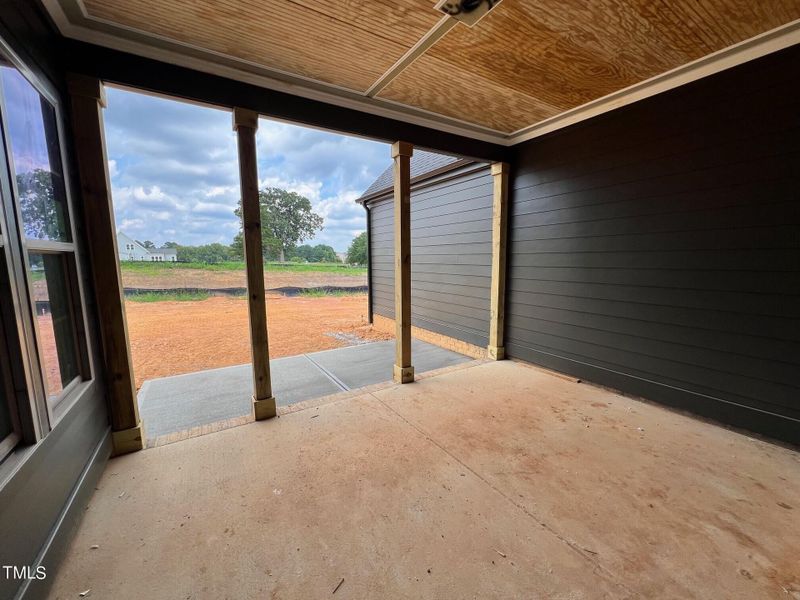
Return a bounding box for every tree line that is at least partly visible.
[137,187,368,265]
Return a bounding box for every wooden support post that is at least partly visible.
[392,141,414,383]
[67,74,143,455]
[488,162,509,360]
[233,108,276,420]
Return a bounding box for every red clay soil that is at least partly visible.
[125,294,392,389]
[34,313,64,396]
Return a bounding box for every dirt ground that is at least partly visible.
[121,269,366,290]
[125,294,391,389]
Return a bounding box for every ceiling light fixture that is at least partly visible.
[434,0,503,27]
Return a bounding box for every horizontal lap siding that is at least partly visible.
[369,166,493,347]
[506,46,800,444]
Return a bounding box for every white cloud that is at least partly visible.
[104,87,389,251]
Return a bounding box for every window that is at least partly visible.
[0,56,89,426]
[1,67,70,242]
[0,242,22,459]
[27,253,80,397]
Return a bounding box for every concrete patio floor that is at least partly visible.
[50,360,800,599]
[137,339,470,443]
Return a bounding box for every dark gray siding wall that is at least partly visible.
[506,46,800,444]
[370,164,493,347]
[0,3,110,598]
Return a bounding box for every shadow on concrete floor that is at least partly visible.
[137,339,470,441]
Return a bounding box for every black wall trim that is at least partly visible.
[507,343,800,446]
[364,203,373,324]
[15,428,111,600]
[0,382,109,600]
[62,40,508,163]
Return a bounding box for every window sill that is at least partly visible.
[48,377,95,428]
[0,378,99,489]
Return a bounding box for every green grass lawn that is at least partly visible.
[299,288,366,298]
[120,261,366,276]
[127,291,211,302]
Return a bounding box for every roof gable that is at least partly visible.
[358,150,467,203]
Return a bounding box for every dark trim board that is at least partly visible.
[62,40,508,163]
[15,428,111,600]
[364,203,373,324]
[507,343,800,447]
[0,383,110,600]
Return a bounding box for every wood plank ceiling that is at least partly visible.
[67,0,800,136]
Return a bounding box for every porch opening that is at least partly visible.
[103,88,474,446]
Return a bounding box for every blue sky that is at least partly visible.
[104,87,390,252]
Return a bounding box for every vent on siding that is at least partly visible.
[434,0,503,27]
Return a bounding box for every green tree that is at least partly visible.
[234,187,323,262]
[137,240,156,249]
[230,231,282,261]
[292,244,315,262]
[230,233,244,260]
[311,244,337,263]
[346,231,367,265]
[163,241,179,249]
[176,243,232,264]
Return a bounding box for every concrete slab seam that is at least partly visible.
[303,353,350,392]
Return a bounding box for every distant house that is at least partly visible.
[335,252,347,263]
[117,231,178,262]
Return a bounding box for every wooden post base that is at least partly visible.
[111,421,145,456]
[393,365,415,384]
[487,345,506,361]
[252,396,277,420]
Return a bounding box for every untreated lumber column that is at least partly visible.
[67,74,143,455]
[488,162,509,360]
[233,108,276,419]
[392,141,414,383]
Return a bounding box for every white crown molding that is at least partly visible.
[42,0,510,145]
[43,0,800,148]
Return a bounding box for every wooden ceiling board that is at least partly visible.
[508,1,699,75]
[376,53,561,133]
[288,0,441,47]
[82,0,430,92]
[638,1,800,52]
[382,0,800,134]
[423,3,652,110]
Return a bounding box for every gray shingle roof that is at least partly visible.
[357,150,465,202]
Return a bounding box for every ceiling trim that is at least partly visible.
[43,0,800,148]
[507,18,800,145]
[42,0,510,144]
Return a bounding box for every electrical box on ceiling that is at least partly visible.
[435,0,503,27]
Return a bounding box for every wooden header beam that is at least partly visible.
[67,73,143,455]
[392,141,414,384]
[488,162,509,360]
[64,40,508,163]
[233,107,276,419]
